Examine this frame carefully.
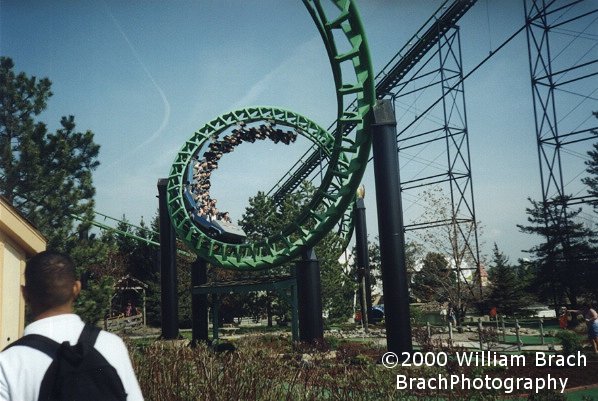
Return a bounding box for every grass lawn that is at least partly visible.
[502,334,560,345]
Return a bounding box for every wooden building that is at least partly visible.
[0,197,46,349]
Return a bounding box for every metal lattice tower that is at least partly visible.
[262,0,482,293]
[392,25,481,294]
[525,0,598,222]
[268,1,478,206]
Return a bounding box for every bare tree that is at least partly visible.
[411,186,484,323]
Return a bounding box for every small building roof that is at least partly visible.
[114,274,148,290]
[0,196,46,255]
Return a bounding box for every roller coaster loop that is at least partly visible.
[166,0,375,269]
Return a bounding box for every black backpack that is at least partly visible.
[4,324,127,401]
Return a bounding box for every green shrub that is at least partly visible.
[128,335,525,400]
[410,304,425,325]
[325,336,341,350]
[555,330,583,356]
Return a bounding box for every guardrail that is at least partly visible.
[417,316,562,352]
[105,313,144,333]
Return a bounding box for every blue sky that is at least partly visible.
[1,0,596,263]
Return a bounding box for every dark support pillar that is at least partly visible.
[212,295,220,341]
[157,178,179,340]
[370,99,413,355]
[354,196,372,327]
[296,248,323,342]
[290,283,299,342]
[191,258,208,345]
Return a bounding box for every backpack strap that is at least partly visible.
[77,324,101,347]
[2,334,60,359]
[2,324,101,356]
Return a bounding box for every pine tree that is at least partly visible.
[0,57,100,248]
[239,191,281,241]
[581,112,598,209]
[1,57,110,322]
[517,197,595,306]
[487,244,529,315]
[238,191,288,325]
[238,183,355,323]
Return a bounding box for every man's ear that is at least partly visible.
[73,280,82,300]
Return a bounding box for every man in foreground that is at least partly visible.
[0,250,144,400]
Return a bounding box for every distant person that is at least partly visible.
[125,301,133,317]
[568,304,598,354]
[489,306,497,320]
[0,250,144,400]
[448,304,456,326]
[558,306,569,329]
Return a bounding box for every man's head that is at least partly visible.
[22,250,81,318]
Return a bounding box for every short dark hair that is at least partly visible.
[25,250,78,310]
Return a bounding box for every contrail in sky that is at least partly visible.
[104,5,171,167]
[231,35,320,110]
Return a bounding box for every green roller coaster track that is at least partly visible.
[166,0,375,270]
[268,0,478,252]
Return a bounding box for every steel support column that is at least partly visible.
[157,178,179,340]
[296,248,324,342]
[354,196,372,326]
[371,99,413,355]
[191,258,208,345]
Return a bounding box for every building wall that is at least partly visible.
[0,198,46,350]
[0,236,26,349]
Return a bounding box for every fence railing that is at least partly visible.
[105,313,144,333]
[419,316,560,352]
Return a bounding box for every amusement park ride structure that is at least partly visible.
[70,0,597,352]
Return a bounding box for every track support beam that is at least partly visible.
[191,257,208,345]
[371,99,413,355]
[296,248,324,343]
[158,178,179,340]
[354,196,372,328]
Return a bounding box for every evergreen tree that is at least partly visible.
[0,57,100,249]
[238,191,287,325]
[0,57,108,322]
[98,214,169,327]
[239,191,281,241]
[514,258,538,299]
[517,197,595,306]
[581,112,598,209]
[582,117,598,301]
[316,230,353,321]
[487,243,529,315]
[238,183,354,323]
